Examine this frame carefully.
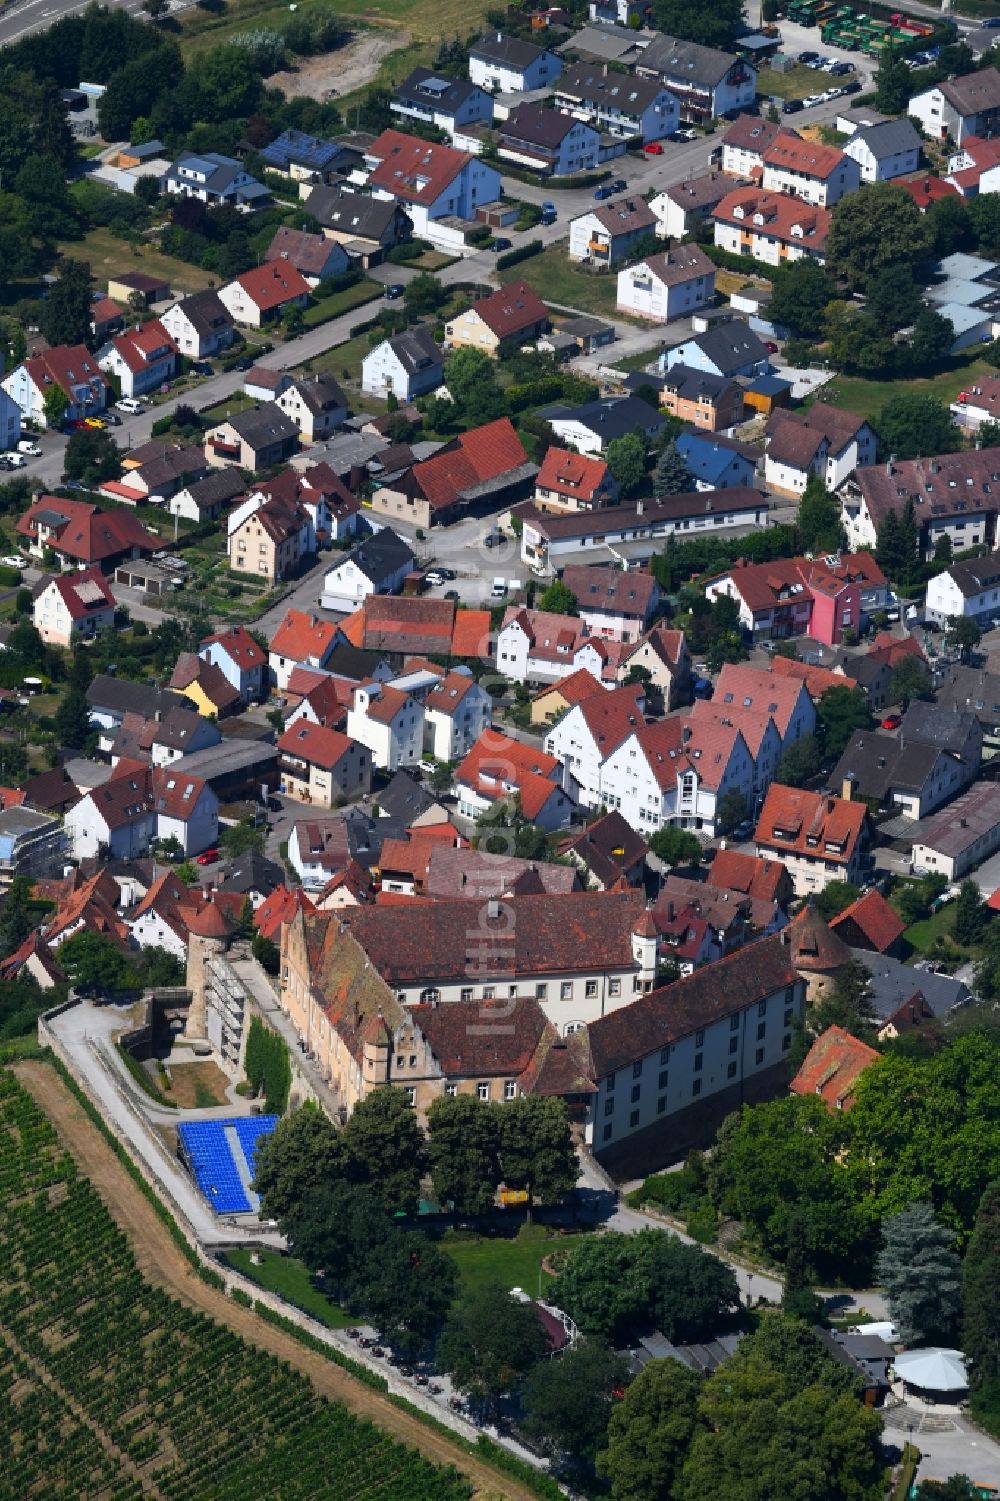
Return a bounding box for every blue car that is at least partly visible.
[594,184,615,200]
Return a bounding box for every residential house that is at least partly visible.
[269,610,342,691]
[371,416,536,528]
[3,344,107,427]
[66,761,219,861]
[791,1024,879,1112]
[322,527,416,612]
[911,779,1000,880]
[663,321,771,381]
[720,113,782,176]
[445,280,549,358]
[498,105,605,178]
[199,624,267,702]
[635,34,756,122]
[618,625,691,709]
[705,658,817,750]
[842,118,921,183]
[168,468,245,524]
[951,372,1000,432]
[925,554,1000,626]
[277,721,372,806]
[704,551,888,645]
[338,593,491,660]
[33,568,116,646]
[534,446,620,512]
[830,889,905,955]
[708,847,794,908]
[85,673,182,736]
[260,129,346,183]
[586,933,803,1170]
[96,318,177,399]
[553,62,679,142]
[468,31,563,93]
[760,133,860,207]
[754,784,869,894]
[531,666,608,725]
[830,728,971,822]
[146,706,222,768]
[899,174,960,212]
[497,605,627,685]
[219,262,310,328]
[650,174,730,240]
[765,402,877,498]
[542,395,665,457]
[936,661,1000,738]
[945,134,1000,196]
[161,150,270,210]
[599,713,756,836]
[305,186,413,265]
[841,448,1000,558]
[346,681,423,770]
[423,669,493,761]
[417,844,577,901]
[264,227,350,287]
[391,67,494,139]
[252,462,360,543]
[89,297,124,342]
[543,683,647,809]
[16,496,156,572]
[455,733,576,830]
[168,652,241,719]
[569,196,658,269]
[562,564,660,643]
[105,271,170,307]
[616,243,716,323]
[244,366,293,403]
[847,632,923,714]
[651,365,743,434]
[160,290,235,360]
[559,809,648,890]
[111,439,206,505]
[228,494,312,584]
[205,406,299,471]
[276,373,348,443]
[363,129,502,252]
[908,66,1000,144]
[675,431,756,491]
[518,489,769,576]
[713,186,832,267]
[362,326,444,402]
[768,652,854,703]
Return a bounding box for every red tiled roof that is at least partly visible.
[255,884,316,942]
[456,731,564,820]
[790,1024,879,1112]
[409,996,551,1077]
[576,684,646,755]
[562,565,657,620]
[106,318,177,375]
[830,888,905,954]
[232,261,310,311]
[898,174,959,210]
[450,609,491,659]
[536,446,611,503]
[367,129,473,206]
[266,227,339,277]
[763,131,847,178]
[708,848,789,904]
[45,568,116,621]
[277,720,356,770]
[708,553,885,620]
[466,280,548,339]
[722,113,783,153]
[270,608,341,665]
[412,418,530,513]
[17,496,156,564]
[200,624,266,669]
[24,343,108,402]
[755,784,867,867]
[769,654,851,700]
[713,662,814,740]
[714,186,831,250]
[531,666,605,707]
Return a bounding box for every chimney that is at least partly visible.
[841,776,852,802]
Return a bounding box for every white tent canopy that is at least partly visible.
[894,1348,968,1393]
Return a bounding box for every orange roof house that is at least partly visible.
[791,1025,880,1112]
[534,447,619,512]
[830,888,905,955]
[755,784,869,895]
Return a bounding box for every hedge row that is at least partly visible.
[244,1015,291,1114]
[496,239,543,272]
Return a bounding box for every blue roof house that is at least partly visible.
[675,431,758,492]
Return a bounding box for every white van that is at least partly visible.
[117,397,144,415]
[490,577,507,598]
[17,440,41,457]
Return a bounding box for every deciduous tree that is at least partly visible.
[426,1094,502,1216]
[877,394,961,461]
[497,1094,576,1209]
[437,1281,548,1408]
[606,431,648,497]
[797,476,842,554]
[598,1358,704,1501]
[522,1338,630,1462]
[343,1085,428,1216]
[816,684,872,758]
[826,183,931,291]
[252,1102,355,1223]
[963,1180,1000,1394]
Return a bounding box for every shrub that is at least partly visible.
[244,1015,292,1113]
[496,239,543,271]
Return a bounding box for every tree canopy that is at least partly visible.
[437,1280,548,1408]
[876,1201,962,1345]
[825,183,932,291]
[816,685,873,758]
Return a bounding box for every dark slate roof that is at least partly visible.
[227,406,300,445]
[470,31,550,69]
[542,395,665,443]
[829,731,943,801]
[341,526,415,587]
[638,33,744,87]
[900,700,980,755]
[850,118,920,160]
[853,948,971,1020]
[382,325,442,376]
[216,848,285,897]
[395,67,484,115]
[86,674,182,719]
[376,768,439,824]
[306,186,412,240]
[935,664,1000,727]
[680,321,770,376]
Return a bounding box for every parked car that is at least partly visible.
[424,570,444,587]
[797,49,818,62]
[437,567,457,580]
[17,440,41,457]
[384,284,405,300]
[830,61,854,74]
[765,341,779,353]
[731,820,755,842]
[0,452,26,467]
[0,555,23,569]
[593,183,615,200]
[103,412,122,426]
[782,98,805,114]
[803,93,825,108]
[191,360,214,376]
[672,128,697,142]
[117,397,144,414]
[234,355,254,372]
[881,713,902,730]
[540,200,557,223]
[643,141,663,154]
[841,79,862,94]
[195,848,220,865]
[490,237,512,252]
[84,416,106,429]
[609,178,627,192]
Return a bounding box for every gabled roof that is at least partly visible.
[366,129,474,205]
[229,261,310,311]
[285,372,347,416]
[756,784,867,867]
[23,343,108,402]
[713,662,811,740]
[830,889,905,954]
[632,242,716,290]
[767,653,850,701]
[260,128,344,173]
[306,185,412,240]
[708,848,789,904]
[722,113,782,153]
[17,496,156,563]
[763,132,847,179]
[899,174,959,210]
[169,652,241,715]
[848,117,920,160]
[562,564,657,619]
[255,884,317,943]
[558,809,648,887]
[378,324,442,376]
[409,417,531,513]
[424,669,479,717]
[463,280,548,339]
[766,401,869,471]
[423,844,578,899]
[790,1024,879,1112]
[855,447,1000,532]
[394,66,484,115]
[270,608,341,665]
[714,187,831,253]
[558,61,674,114]
[408,997,551,1077]
[938,65,1000,117]
[44,567,115,621]
[536,446,613,502]
[104,318,177,374]
[586,195,657,236]
[674,318,771,376]
[336,526,415,587]
[531,665,606,708]
[470,30,551,69]
[200,623,266,670]
[266,227,342,277]
[456,732,565,820]
[502,102,585,149]
[638,32,744,87]
[220,405,299,447]
[588,931,796,1080]
[277,720,357,771]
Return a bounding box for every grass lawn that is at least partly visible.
[612,344,665,373]
[757,64,824,101]
[57,226,215,297]
[177,0,493,59]
[223,1248,354,1328]
[498,244,637,321]
[440,1224,576,1298]
[300,279,383,328]
[819,356,996,426]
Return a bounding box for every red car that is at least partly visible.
[196,848,220,865]
[881,714,902,730]
[765,341,779,353]
[644,141,664,155]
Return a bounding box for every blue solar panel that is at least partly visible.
[178,1116,279,1215]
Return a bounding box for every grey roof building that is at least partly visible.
[382,326,443,378]
[341,527,416,589]
[226,406,300,446]
[376,768,443,826]
[216,848,285,899]
[935,663,1000,732]
[86,674,182,725]
[854,948,971,1021]
[541,394,666,449]
[161,151,270,209]
[392,67,493,127]
[305,186,413,249]
[664,321,771,379]
[900,701,983,761]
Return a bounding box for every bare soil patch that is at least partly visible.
[267,27,411,99]
[163,1059,232,1108]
